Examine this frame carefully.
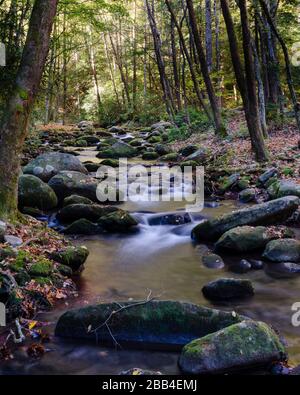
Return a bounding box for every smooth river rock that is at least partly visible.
[192,196,300,242]
[262,239,300,263]
[178,320,287,374]
[55,301,245,350]
[202,278,254,301]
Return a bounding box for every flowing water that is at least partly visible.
[1,147,300,375]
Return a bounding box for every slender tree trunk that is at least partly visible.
[205,0,213,72]
[221,0,269,161]
[0,0,58,220]
[186,0,226,136]
[238,0,269,161]
[171,18,182,111]
[259,0,300,131]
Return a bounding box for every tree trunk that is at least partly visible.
[186,0,226,136]
[0,0,58,220]
[205,0,213,72]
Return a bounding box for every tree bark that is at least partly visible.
[186,0,226,136]
[0,0,58,220]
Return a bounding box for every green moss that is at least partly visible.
[10,250,32,272]
[17,87,29,100]
[34,277,53,286]
[29,258,53,277]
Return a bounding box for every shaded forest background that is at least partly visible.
[0,0,300,139]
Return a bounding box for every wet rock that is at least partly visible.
[55,300,244,350]
[0,221,7,242]
[202,253,225,269]
[100,159,120,168]
[23,152,88,182]
[178,321,286,374]
[63,195,93,207]
[276,181,300,199]
[4,235,23,247]
[50,246,89,272]
[97,141,137,159]
[21,207,45,218]
[202,278,254,301]
[148,136,163,144]
[48,171,98,202]
[265,262,300,278]
[160,153,180,162]
[154,144,172,156]
[57,264,73,277]
[19,175,58,210]
[98,210,138,233]
[120,368,162,375]
[180,145,199,157]
[230,259,252,274]
[215,226,278,253]
[270,362,290,375]
[84,162,100,172]
[262,239,300,263]
[184,148,209,164]
[249,259,264,270]
[239,188,256,203]
[130,139,143,147]
[258,168,278,185]
[57,204,118,223]
[192,196,300,242]
[84,136,100,146]
[64,219,102,235]
[142,152,159,160]
[219,174,240,193]
[148,213,191,226]
[108,126,126,134]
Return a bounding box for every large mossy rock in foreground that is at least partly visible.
[23,152,88,182]
[55,301,245,350]
[192,196,300,242]
[19,175,58,210]
[48,171,98,202]
[178,321,286,374]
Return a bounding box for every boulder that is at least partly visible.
[262,239,300,263]
[100,159,119,168]
[239,188,256,203]
[18,175,58,210]
[192,196,300,242]
[23,152,88,182]
[230,259,252,274]
[265,262,300,279]
[179,145,199,157]
[4,235,23,247]
[142,152,159,160]
[178,321,286,374]
[84,162,100,172]
[28,259,53,277]
[258,168,278,185]
[184,148,210,164]
[97,141,137,159]
[97,210,138,233]
[50,246,89,272]
[215,226,280,252]
[154,144,172,156]
[148,213,191,226]
[63,195,93,207]
[48,171,98,202]
[55,300,244,350]
[202,278,254,301]
[64,219,101,235]
[276,181,300,199]
[57,204,118,223]
[219,174,240,193]
[151,121,172,130]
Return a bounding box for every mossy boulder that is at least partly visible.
[50,246,89,272]
[160,153,180,162]
[29,259,53,277]
[23,152,88,182]
[48,171,98,202]
[97,210,138,233]
[55,300,245,350]
[192,196,300,242]
[15,270,31,286]
[84,162,100,172]
[178,321,286,374]
[215,226,282,253]
[100,159,119,168]
[9,250,32,272]
[97,141,137,159]
[179,145,199,157]
[63,195,93,207]
[57,264,73,277]
[130,139,143,147]
[57,204,118,223]
[202,278,254,301]
[19,175,58,210]
[0,246,17,261]
[74,139,88,147]
[262,239,300,263]
[276,181,300,199]
[142,152,159,160]
[219,173,240,193]
[180,160,198,170]
[64,219,101,235]
[0,272,16,303]
[147,136,163,144]
[184,148,210,164]
[239,188,256,203]
[154,144,172,156]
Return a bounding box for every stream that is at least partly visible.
[1,146,300,375]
